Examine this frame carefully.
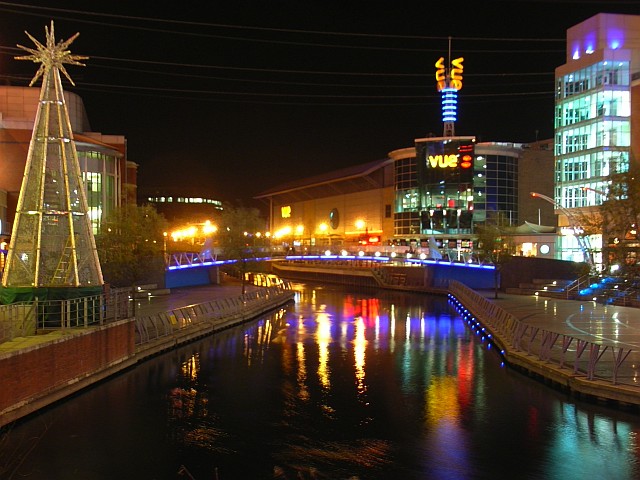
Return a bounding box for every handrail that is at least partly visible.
[133,282,293,346]
[563,274,592,299]
[448,280,635,389]
[0,287,131,343]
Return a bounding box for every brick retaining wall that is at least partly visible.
[0,320,135,427]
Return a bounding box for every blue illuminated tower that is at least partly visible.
[435,40,464,137]
[0,22,103,302]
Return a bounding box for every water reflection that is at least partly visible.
[3,282,640,479]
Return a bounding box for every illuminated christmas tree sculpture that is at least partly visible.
[0,21,103,302]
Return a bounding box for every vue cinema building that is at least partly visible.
[256,139,554,258]
[256,54,556,259]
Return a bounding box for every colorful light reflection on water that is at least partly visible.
[3,282,640,479]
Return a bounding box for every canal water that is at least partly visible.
[2,282,640,480]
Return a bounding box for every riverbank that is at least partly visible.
[0,280,294,428]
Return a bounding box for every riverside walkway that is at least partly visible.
[132,278,295,361]
[134,281,261,317]
[449,282,640,409]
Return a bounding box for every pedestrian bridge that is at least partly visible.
[164,251,497,291]
[166,251,496,271]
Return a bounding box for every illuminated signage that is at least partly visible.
[458,143,473,170]
[435,58,446,90]
[436,56,464,126]
[426,143,474,171]
[435,57,464,92]
[428,154,458,169]
[420,139,475,185]
[281,205,291,218]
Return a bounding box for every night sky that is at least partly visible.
[1,1,639,206]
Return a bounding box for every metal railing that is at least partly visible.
[0,287,131,343]
[564,273,640,307]
[448,280,635,388]
[134,282,293,346]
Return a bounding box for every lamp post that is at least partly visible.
[318,222,328,252]
[163,231,168,266]
[295,224,304,254]
[531,191,595,270]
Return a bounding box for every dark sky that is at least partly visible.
[1,1,639,206]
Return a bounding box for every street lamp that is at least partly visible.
[202,220,218,235]
[318,222,329,250]
[531,191,594,269]
[163,231,168,265]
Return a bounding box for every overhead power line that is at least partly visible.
[70,82,552,107]
[0,46,557,79]
[0,3,561,106]
[0,1,565,44]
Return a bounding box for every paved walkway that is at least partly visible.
[474,290,640,397]
[486,290,640,357]
[134,281,257,316]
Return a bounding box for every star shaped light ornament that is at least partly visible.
[15,20,88,86]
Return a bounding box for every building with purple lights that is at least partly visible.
[554,13,640,267]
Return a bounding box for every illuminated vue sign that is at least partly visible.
[421,138,475,184]
[435,57,464,91]
[435,57,464,123]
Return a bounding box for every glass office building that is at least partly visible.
[554,13,638,266]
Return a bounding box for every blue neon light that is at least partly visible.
[168,254,496,271]
[441,87,458,123]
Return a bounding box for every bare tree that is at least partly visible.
[575,161,640,274]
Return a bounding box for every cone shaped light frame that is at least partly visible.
[2,21,103,288]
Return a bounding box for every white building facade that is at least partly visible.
[555,13,640,267]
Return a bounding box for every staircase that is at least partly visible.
[572,274,640,306]
[505,278,577,298]
[506,274,640,307]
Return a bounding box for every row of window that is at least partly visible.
[147,196,223,206]
[555,151,628,182]
[556,61,629,99]
[556,90,630,128]
[555,120,630,155]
